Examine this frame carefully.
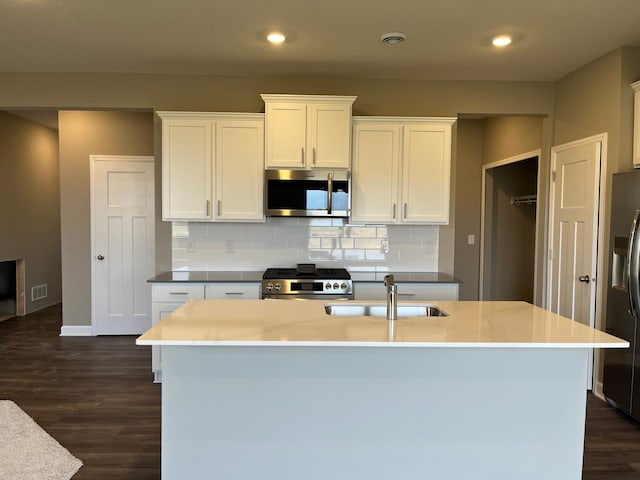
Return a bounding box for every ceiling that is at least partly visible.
[1,0,640,82]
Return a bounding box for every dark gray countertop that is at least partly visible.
[350,272,461,284]
[148,271,264,283]
[149,271,461,284]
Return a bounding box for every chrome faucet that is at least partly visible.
[383,274,397,320]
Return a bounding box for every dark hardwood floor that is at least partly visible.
[2,304,640,479]
[0,304,160,479]
[583,392,640,479]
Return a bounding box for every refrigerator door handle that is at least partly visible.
[627,209,640,318]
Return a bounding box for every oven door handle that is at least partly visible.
[327,172,333,215]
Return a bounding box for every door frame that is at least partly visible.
[547,133,607,393]
[89,154,156,335]
[479,149,542,302]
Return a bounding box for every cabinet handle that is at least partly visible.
[217,200,221,216]
[392,204,397,220]
[313,147,317,165]
[327,172,333,214]
[403,203,408,219]
[301,147,305,165]
[224,292,245,296]
[206,200,210,216]
[169,292,189,295]
[398,293,416,297]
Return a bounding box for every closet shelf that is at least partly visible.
[510,194,537,206]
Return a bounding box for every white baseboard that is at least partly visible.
[60,325,93,336]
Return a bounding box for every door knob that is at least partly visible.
[578,275,590,283]
[96,255,105,260]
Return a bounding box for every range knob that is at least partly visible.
[333,283,339,289]
[274,282,282,291]
[340,283,347,290]
[326,282,332,289]
[266,282,274,291]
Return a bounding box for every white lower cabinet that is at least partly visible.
[151,284,205,382]
[150,282,260,382]
[205,283,260,299]
[354,282,459,301]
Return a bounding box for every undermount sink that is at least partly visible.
[324,303,448,317]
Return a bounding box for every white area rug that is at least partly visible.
[0,401,82,480]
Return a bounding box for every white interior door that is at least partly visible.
[91,155,155,335]
[548,138,602,388]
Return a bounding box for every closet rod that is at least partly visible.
[510,194,537,206]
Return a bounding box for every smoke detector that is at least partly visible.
[380,32,407,45]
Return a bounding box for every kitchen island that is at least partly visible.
[137,299,627,480]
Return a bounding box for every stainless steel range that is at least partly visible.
[262,264,353,300]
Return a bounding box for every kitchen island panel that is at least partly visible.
[161,345,588,480]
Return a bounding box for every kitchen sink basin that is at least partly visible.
[324,303,448,317]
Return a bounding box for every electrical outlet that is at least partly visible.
[381,239,390,254]
[225,240,235,254]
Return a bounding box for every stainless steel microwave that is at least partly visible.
[264,169,350,217]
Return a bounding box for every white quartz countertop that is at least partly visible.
[136,299,628,349]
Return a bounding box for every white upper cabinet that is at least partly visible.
[261,94,356,169]
[351,123,401,223]
[160,115,213,221]
[215,119,264,221]
[402,123,452,223]
[158,112,265,222]
[351,117,456,225]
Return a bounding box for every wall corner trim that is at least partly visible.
[60,325,93,337]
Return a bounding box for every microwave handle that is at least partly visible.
[327,172,333,214]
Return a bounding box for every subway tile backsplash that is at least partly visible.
[171,217,439,274]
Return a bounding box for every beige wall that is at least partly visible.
[0,71,558,326]
[58,111,154,327]
[454,120,483,299]
[0,49,638,326]
[453,116,545,301]
[552,46,640,387]
[0,73,554,116]
[482,116,545,165]
[553,47,640,321]
[0,112,61,313]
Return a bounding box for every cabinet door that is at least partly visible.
[265,102,307,168]
[162,119,213,220]
[307,103,352,169]
[401,124,451,224]
[151,304,181,382]
[351,123,401,223]
[205,283,260,300]
[215,120,265,221]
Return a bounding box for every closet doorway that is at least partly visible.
[480,151,540,302]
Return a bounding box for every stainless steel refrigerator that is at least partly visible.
[603,169,640,420]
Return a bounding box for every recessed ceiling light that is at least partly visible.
[492,35,512,47]
[267,32,286,44]
[380,32,407,46]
